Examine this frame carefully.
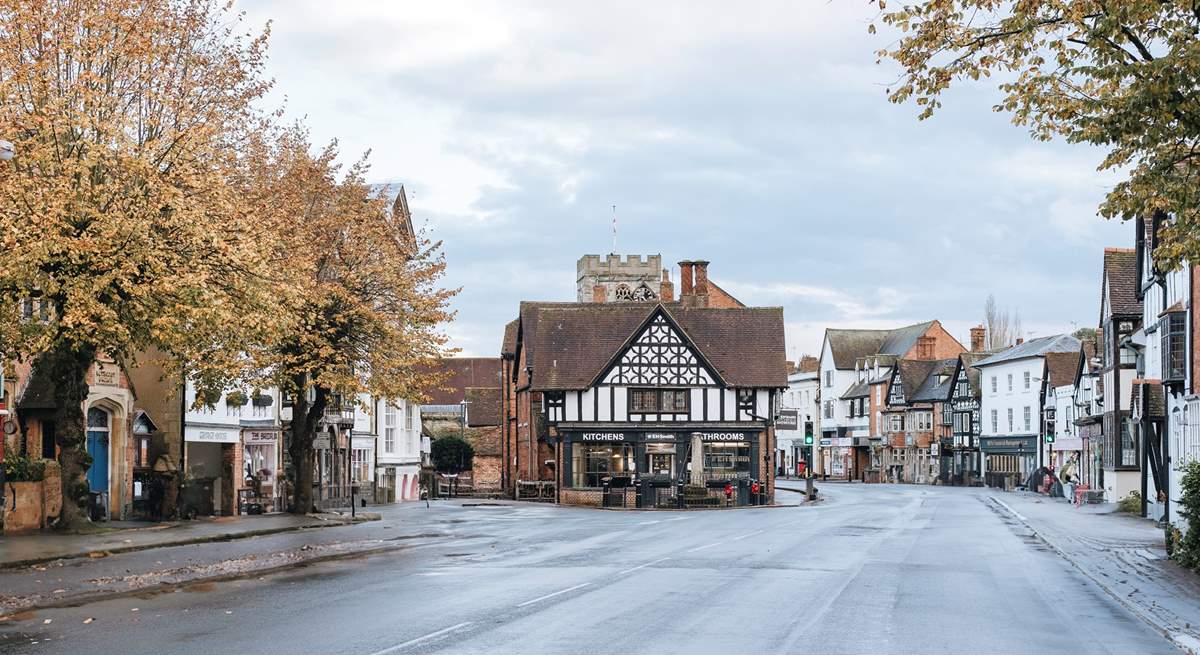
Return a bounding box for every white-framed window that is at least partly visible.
[351,448,370,483]
[1007,408,1013,432]
[1023,406,1031,431]
[1023,371,1031,390]
[825,370,833,387]
[887,414,904,432]
[991,409,998,433]
[912,411,933,431]
[824,400,833,419]
[404,404,414,430]
[990,376,997,394]
[1007,374,1013,392]
[384,404,397,453]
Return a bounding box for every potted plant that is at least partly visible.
[225,390,248,407]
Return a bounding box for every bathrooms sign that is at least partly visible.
[694,432,748,442]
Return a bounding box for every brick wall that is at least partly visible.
[906,321,966,361]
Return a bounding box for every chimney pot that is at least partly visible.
[660,268,674,302]
[678,261,694,295]
[970,325,986,352]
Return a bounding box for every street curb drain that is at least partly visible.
[987,495,1199,655]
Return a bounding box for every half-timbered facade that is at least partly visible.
[505,295,787,508]
[947,352,989,485]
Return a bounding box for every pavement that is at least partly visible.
[988,490,1200,653]
[0,485,1193,654]
[0,512,369,569]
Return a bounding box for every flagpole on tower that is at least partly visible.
[611,204,617,255]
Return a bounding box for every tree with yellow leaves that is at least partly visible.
[0,0,281,529]
[247,126,455,514]
[873,1,1200,266]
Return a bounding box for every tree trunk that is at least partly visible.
[37,342,97,531]
[288,375,327,515]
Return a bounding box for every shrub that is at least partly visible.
[430,436,474,474]
[2,454,46,482]
[1173,460,1200,572]
[1115,490,1142,514]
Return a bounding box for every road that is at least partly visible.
[0,484,1179,654]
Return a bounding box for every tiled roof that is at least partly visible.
[911,359,958,402]
[840,379,870,399]
[1043,351,1081,389]
[825,321,935,369]
[424,358,502,405]
[894,359,939,403]
[521,302,787,391]
[501,319,519,356]
[1103,248,1142,317]
[973,334,1081,368]
[465,387,501,427]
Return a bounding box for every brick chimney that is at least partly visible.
[678,261,694,295]
[693,260,710,297]
[970,325,986,352]
[1015,337,1024,346]
[660,268,674,302]
[592,284,606,303]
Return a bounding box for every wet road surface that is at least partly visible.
[0,484,1178,654]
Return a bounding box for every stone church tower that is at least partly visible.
[576,254,674,303]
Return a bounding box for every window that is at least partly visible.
[991,409,998,433]
[1161,312,1186,382]
[824,400,833,419]
[384,404,396,453]
[990,376,997,394]
[1007,374,1013,392]
[1023,406,1031,431]
[41,420,56,459]
[887,414,904,432]
[630,389,689,413]
[1007,408,1013,432]
[351,448,370,483]
[1023,371,1030,390]
[825,371,833,387]
[572,443,635,487]
[135,436,150,468]
[1120,421,1137,467]
[703,442,751,477]
[912,411,932,431]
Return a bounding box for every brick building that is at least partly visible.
[503,259,787,507]
[421,357,503,494]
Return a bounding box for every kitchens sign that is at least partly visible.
[581,432,626,441]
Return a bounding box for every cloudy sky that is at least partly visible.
[242,1,1127,359]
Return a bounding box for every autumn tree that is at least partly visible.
[0,0,280,528]
[983,294,1023,349]
[248,127,455,514]
[872,2,1200,267]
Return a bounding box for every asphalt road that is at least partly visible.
[0,484,1179,654]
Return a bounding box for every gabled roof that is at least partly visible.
[501,319,519,357]
[1102,248,1141,318]
[519,302,786,391]
[425,358,502,405]
[911,359,958,402]
[973,334,1081,368]
[957,351,996,395]
[824,321,935,369]
[1043,351,1081,389]
[892,359,939,403]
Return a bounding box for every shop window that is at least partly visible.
[629,388,688,413]
[571,443,634,487]
[702,442,751,478]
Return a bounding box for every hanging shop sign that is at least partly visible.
[775,410,799,431]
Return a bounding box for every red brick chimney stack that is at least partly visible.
[678,261,694,295]
[660,268,674,302]
[970,325,986,352]
[693,260,710,297]
[1015,337,1024,346]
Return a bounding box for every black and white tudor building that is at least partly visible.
[510,301,787,507]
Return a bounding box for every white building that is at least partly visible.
[183,382,282,515]
[777,366,819,477]
[976,335,1080,488]
[375,398,425,502]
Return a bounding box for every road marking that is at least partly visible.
[635,520,662,526]
[664,516,693,522]
[731,530,764,541]
[517,583,591,607]
[618,557,670,575]
[687,542,723,553]
[370,622,472,655]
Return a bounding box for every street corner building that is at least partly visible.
[501,258,788,508]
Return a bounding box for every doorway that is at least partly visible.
[85,407,110,495]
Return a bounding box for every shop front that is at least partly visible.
[241,429,281,513]
[981,435,1037,489]
[183,424,241,516]
[558,429,763,508]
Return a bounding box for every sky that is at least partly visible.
[240,1,1129,359]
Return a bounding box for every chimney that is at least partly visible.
[678,261,694,295]
[693,260,709,296]
[660,268,674,302]
[970,325,986,352]
[1015,337,1024,346]
[592,284,606,303]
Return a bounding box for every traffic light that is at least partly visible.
[1045,433,1055,444]
[804,421,814,445]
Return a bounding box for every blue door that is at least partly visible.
[86,407,110,494]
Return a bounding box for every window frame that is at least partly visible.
[629,388,690,414]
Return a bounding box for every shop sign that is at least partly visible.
[185,426,240,443]
[775,410,799,431]
[931,442,939,456]
[581,432,626,441]
[695,431,748,441]
[643,432,676,442]
[819,438,832,446]
[313,436,331,449]
[833,437,852,447]
[981,435,1037,454]
[94,362,119,386]
[243,431,278,445]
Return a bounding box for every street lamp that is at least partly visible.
[0,140,14,161]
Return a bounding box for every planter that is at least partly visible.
[3,480,46,534]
